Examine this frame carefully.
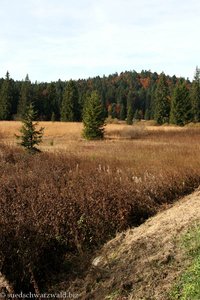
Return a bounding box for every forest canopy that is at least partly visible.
[0,68,199,125]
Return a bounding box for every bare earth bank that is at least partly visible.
[66,188,200,300]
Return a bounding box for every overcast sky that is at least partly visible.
[0,0,199,82]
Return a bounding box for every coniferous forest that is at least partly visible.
[0,67,199,126]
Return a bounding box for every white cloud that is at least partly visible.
[0,0,199,81]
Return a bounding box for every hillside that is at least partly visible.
[61,188,200,300]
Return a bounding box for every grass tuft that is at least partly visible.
[169,224,200,300]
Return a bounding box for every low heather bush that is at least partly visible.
[0,142,200,292]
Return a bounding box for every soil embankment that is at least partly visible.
[66,188,200,299]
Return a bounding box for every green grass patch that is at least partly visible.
[169,224,200,300]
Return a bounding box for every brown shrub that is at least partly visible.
[1,129,200,292]
[120,125,148,139]
[106,125,148,139]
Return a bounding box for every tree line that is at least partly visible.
[0,67,200,126]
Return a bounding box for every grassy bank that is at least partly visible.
[170,224,200,299]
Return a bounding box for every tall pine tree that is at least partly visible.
[126,90,135,125]
[61,80,80,121]
[0,72,13,120]
[170,81,191,126]
[119,104,126,120]
[190,66,200,122]
[17,74,32,119]
[82,91,105,140]
[154,73,170,124]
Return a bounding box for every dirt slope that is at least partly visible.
[67,188,200,300]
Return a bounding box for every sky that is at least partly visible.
[0,0,200,82]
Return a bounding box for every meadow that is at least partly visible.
[1,121,200,293]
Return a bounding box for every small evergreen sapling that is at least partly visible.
[16,103,44,153]
[82,91,105,140]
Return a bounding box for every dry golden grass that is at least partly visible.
[1,120,200,185]
[1,121,200,169]
[1,121,200,292]
[0,120,183,140]
[0,121,82,140]
[0,120,193,146]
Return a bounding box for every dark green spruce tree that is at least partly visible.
[82,91,106,140]
[126,106,134,124]
[170,81,191,126]
[61,80,80,121]
[126,91,135,125]
[44,82,59,120]
[154,73,170,124]
[16,103,44,153]
[0,72,13,120]
[134,109,143,120]
[17,74,32,119]
[119,103,126,120]
[117,89,127,120]
[190,66,200,122]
